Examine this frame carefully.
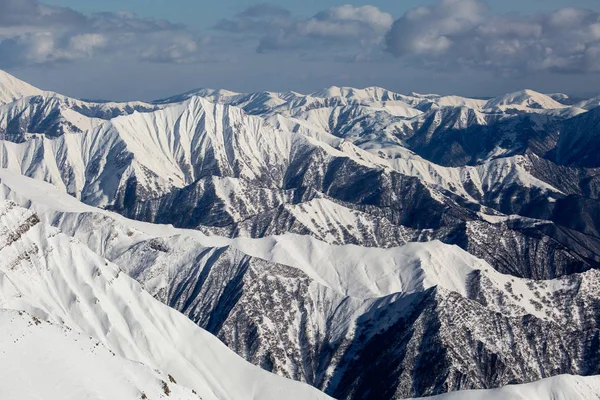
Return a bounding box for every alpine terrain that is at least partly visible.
[1,69,600,399]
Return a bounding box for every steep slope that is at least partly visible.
[2,72,600,286]
[2,104,598,281]
[0,70,45,105]
[0,200,333,400]
[0,309,198,400]
[0,95,472,231]
[551,107,600,168]
[0,95,103,141]
[0,69,160,142]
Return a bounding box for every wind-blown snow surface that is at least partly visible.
[2,70,600,399]
[0,310,199,400]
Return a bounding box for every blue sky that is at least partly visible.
[3,0,600,100]
[41,0,600,27]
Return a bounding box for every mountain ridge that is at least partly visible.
[1,69,600,399]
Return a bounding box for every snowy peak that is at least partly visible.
[310,86,401,102]
[484,89,568,110]
[0,70,45,105]
[576,95,600,111]
[154,87,244,105]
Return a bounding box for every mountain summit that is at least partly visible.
[0,70,45,105]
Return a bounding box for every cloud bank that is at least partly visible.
[216,4,393,54]
[0,0,204,67]
[1,0,599,80]
[385,0,600,74]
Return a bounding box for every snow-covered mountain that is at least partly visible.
[3,168,600,399]
[0,199,332,400]
[1,69,600,399]
[0,70,45,105]
[0,71,160,142]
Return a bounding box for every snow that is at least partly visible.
[0,167,573,323]
[0,68,579,219]
[411,374,600,400]
[229,235,484,298]
[436,95,488,109]
[2,68,600,400]
[576,95,600,111]
[0,309,199,400]
[0,70,46,105]
[484,89,569,111]
[0,169,488,300]
[0,199,333,400]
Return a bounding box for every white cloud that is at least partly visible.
[3,0,598,82]
[68,33,106,56]
[0,0,205,67]
[216,4,393,55]
[385,0,600,74]
[140,33,200,64]
[311,5,393,35]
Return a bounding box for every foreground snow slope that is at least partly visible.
[413,374,600,400]
[0,200,332,400]
[0,309,198,400]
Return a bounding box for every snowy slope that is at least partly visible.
[0,70,45,105]
[0,69,162,143]
[484,89,569,111]
[0,168,522,299]
[413,374,600,400]
[0,168,586,317]
[0,69,578,216]
[5,171,600,398]
[0,91,566,224]
[0,95,104,139]
[0,168,592,323]
[0,69,159,115]
[0,309,199,400]
[0,200,333,400]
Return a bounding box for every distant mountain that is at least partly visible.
[1,69,600,399]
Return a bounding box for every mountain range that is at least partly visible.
[1,69,600,399]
